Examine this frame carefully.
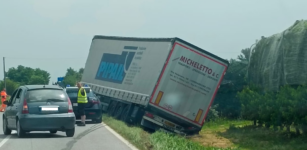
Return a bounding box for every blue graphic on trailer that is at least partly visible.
[95,46,138,84]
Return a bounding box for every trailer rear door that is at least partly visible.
[149,41,228,127]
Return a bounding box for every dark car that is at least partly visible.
[64,87,102,123]
[2,85,76,138]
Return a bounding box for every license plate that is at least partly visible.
[41,107,58,111]
[73,103,78,106]
[164,121,175,128]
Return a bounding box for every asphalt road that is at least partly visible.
[0,113,135,150]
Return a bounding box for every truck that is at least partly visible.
[81,35,229,135]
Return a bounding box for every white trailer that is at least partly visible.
[81,35,229,134]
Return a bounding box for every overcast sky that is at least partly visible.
[0,0,306,84]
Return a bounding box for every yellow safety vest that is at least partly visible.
[77,88,88,103]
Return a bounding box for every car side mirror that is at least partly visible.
[3,101,8,105]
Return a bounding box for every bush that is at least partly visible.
[206,104,219,121]
[237,85,307,134]
[213,84,242,119]
[0,79,19,95]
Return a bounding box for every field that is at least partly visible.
[102,115,307,150]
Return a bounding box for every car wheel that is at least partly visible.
[50,130,57,134]
[66,128,75,137]
[17,120,25,138]
[3,117,11,135]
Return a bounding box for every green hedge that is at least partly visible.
[237,85,307,134]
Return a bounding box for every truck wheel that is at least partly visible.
[107,101,116,116]
[120,105,129,122]
[114,104,124,119]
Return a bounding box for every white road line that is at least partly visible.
[0,131,16,148]
[101,122,138,150]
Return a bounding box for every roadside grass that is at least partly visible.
[102,115,152,150]
[203,119,251,132]
[189,119,250,149]
[102,115,236,150]
[102,115,307,150]
[190,118,307,150]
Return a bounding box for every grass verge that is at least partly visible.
[190,118,307,150]
[103,115,307,150]
[102,115,152,149]
[102,115,236,150]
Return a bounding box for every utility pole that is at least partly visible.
[3,57,6,90]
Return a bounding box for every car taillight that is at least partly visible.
[145,112,154,118]
[22,99,29,114]
[68,97,73,113]
[91,100,99,104]
[90,98,99,104]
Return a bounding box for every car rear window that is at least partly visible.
[26,89,67,103]
[66,88,95,97]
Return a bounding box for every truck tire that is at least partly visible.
[114,103,125,119]
[120,105,129,122]
[107,101,117,116]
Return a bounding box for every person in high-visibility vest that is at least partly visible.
[0,88,7,112]
[77,82,88,126]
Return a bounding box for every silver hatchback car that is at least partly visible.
[2,85,76,137]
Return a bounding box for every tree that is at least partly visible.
[65,67,77,77]
[258,91,276,128]
[6,65,50,85]
[29,75,46,85]
[78,68,84,75]
[34,68,51,84]
[237,85,262,125]
[0,79,19,95]
[237,48,251,63]
[62,67,84,86]
[237,84,307,135]
[63,75,78,87]
[213,49,250,119]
